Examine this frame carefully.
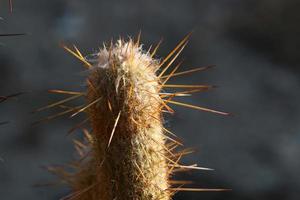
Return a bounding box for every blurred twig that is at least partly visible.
[0,92,24,126]
[0,1,26,38]
[0,33,26,37]
[0,121,9,126]
[0,92,25,103]
[9,0,13,13]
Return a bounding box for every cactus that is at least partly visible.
[37,33,229,199]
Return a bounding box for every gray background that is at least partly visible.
[1,0,300,199]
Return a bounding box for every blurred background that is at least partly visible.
[1,0,300,199]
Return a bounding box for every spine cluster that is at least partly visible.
[40,34,229,200]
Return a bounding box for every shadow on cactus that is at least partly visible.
[34,33,230,199]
